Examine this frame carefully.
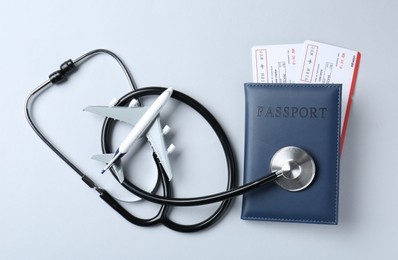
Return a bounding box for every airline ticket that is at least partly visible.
[295,40,361,151]
[252,44,301,83]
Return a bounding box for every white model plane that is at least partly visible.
[84,88,175,183]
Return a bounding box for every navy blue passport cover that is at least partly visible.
[241,83,341,224]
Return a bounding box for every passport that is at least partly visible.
[241,83,341,224]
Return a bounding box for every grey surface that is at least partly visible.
[1,0,397,259]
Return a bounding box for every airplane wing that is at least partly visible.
[84,106,149,125]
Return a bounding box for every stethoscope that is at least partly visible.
[25,49,316,232]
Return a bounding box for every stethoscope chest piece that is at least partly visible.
[270,146,316,192]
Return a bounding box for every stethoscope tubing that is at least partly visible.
[25,49,280,232]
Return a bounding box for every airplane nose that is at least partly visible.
[166,87,173,96]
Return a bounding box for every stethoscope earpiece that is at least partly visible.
[270,146,316,192]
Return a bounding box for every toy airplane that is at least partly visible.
[84,88,175,183]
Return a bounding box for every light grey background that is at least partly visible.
[1,0,397,259]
